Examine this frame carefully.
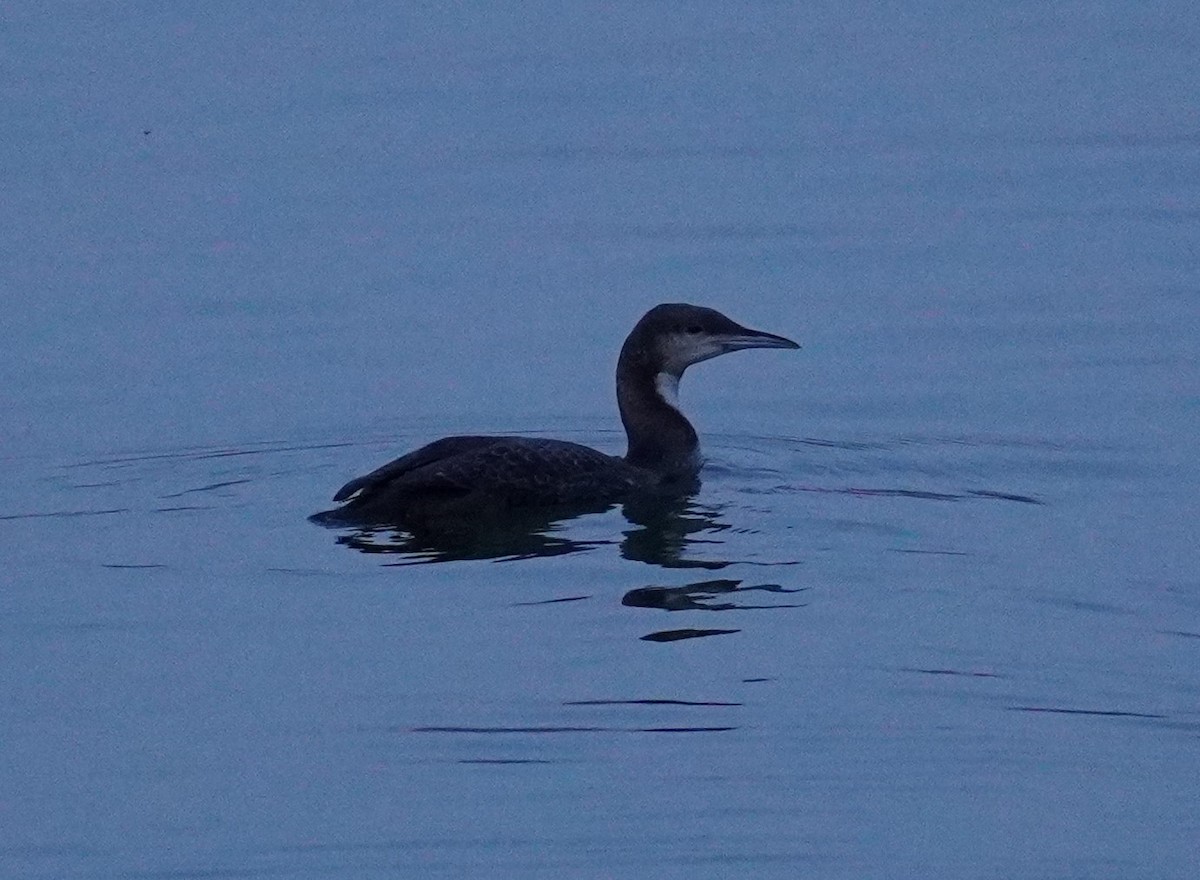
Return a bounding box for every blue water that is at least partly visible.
[4,3,1199,878]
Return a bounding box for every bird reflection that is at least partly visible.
[313,491,737,567]
[624,577,806,643]
[622,578,807,611]
[619,494,731,569]
[325,502,613,564]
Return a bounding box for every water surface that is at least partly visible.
[3,2,1199,878]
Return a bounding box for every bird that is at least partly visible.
[311,303,798,527]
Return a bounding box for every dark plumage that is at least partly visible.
[312,303,798,527]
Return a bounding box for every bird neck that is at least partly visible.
[616,353,700,475]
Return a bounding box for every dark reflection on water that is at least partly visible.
[790,485,1042,504]
[622,577,805,642]
[899,667,1003,679]
[331,518,613,565]
[160,478,252,498]
[640,628,741,643]
[510,594,591,607]
[409,724,737,734]
[1007,706,1167,720]
[0,507,128,521]
[623,578,807,612]
[619,495,733,569]
[1158,629,1200,640]
[312,492,758,568]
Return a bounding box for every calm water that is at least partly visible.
[4,3,1199,878]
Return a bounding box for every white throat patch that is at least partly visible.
[654,372,681,412]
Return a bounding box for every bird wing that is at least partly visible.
[335,437,642,506]
[418,439,638,503]
[332,435,504,501]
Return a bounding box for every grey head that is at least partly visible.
[617,303,799,473]
[621,303,799,378]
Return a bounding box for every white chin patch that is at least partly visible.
[655,372,681,412]
[661,334,724,375]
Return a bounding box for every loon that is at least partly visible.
[313,303,798,526]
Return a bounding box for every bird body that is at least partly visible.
[313,303,797,527]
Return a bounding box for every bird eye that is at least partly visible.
[685,325,703,334]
